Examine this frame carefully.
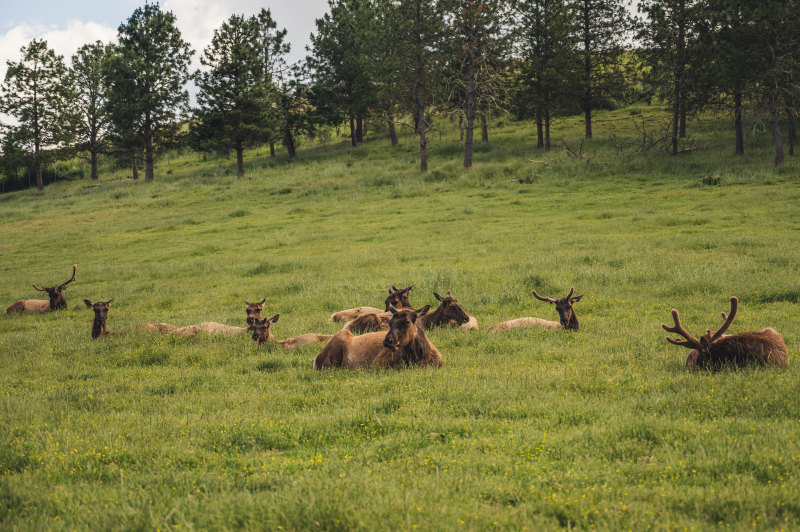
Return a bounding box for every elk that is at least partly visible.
[489,287,583,332]
[662,296,788,370]
[140,322,248,336]
[248,314,332,350]
[85,299,119,339]
[246,298,266,325]
[313,304,442,370]
[6,264,77,313]
[330,285,414,322]
[419,292,478,331]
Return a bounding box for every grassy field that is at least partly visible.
[1,107,800,530]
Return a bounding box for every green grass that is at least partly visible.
[1,107,800,530]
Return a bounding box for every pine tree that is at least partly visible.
[71,41,112,179]
[105,3,193,181]
[0,39,75,191]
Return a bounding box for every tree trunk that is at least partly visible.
[34,151,43,191]
[145,134,154,181]
[349,115,357,147]
[480,113,488,143]
[90,149,99,179]
[236,143,244,178]
[464,47,475,169]
[582,7,592,140]
[771,89,784,166]
[388,112,398,146]
[131,153,139,180]
[679,109,686,138]
[459,113,464,141]
[536,109,543,149]
[734,89,744,156]
[544,105,551,152]
[269,142,275,157]
[356,116,364,143]
[672,15,686,157]
[284,126,296,159]
[787,106,796,157]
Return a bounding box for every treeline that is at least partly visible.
[1,0,798,191]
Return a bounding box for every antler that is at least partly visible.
[58,264,77,290]
[531,290,556,303]
[662,308,702,349]
[708,296,738,342]
[32,283,47,292]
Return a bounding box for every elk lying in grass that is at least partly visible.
[419,292,478,331]
[85,299,120,338]
[246,298,266,325]
[489,287,583,332]
[6,265,77,313]
[140,322,248,336]
[330,285,414,322]
[662,296,788,370]
[341,285,415,333]
[314,305,442,369]
[248,314,332,350]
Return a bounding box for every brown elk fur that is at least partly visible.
[419,292,477,331]
[6,265,76,313]
[248,314,332,351]
[245,298,266,325]
[314,305,442,369]
[662,297,788,370]
[489,287,582,332]
[140,322,248,336]
[330,285,414,322]
[85,299,118,339]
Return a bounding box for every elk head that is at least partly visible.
[385,285,413,311]
[662,296,741,369]
[532,286,583,330]
[433,292,470,326]
[249,314,279,344]
[245,298,266,325]
[383,304,430,351]
[84,298,114,339]
[33,264,77,310]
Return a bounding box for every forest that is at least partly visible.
[1,0,798,192]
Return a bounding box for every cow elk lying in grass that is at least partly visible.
[314,305,442,369]
[6,265,77,313]
[140,322,248,336]
[248,314,332,350]
[85,299,119,339]
[331,285,414,322]
[419,292,478,331]
[489,287,583,332]
[662,296,788,370]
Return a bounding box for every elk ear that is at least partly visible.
[417,305,431,317]
[570,295,583,304]
[268,314,280,324]
[390,286,397,294]
[106,299,115,306]
[434,292,444,302]
[84,299,93,309]
[406,285,414,293]
[387,304,398,315]
[245,300,250,305]
[259,298,266,305]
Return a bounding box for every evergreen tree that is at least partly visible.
[573,0,632,139]
[515,0,578,150]
[0,39,75,191]
[192,13,281,178]
[71,41,112,179]
[105,2,193,181]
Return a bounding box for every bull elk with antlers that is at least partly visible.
[489,287,583,332]
[314,305,442,369]
[6,265,77,313]
[662,296,788,370]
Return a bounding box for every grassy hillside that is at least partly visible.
[1,108,799,530]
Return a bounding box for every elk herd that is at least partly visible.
[5,264,790,371]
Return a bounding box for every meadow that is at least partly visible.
[1,107,799,530]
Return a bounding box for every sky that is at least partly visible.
[0,0,331,82]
